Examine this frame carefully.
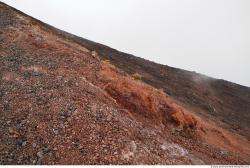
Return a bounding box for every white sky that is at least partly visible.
[2,0,250,86]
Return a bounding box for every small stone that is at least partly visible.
[44,147,50,153]
[37,151,43,158]
[22,141,27,146]
[8,158,13,162]
[32,143,37,148]
[78,145,83,150]
[188,154,205,165]
[106,115,112,121]
[16,139,27,147]
[175,127,183,132]
[52,129,59,135]
[48,152,53,157]
[171,127,176,134]
[36,158,42,165]
[220,150,228,156]
[9,128,19,135]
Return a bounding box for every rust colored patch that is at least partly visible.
[100,60,198,130]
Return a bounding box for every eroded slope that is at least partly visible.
[0,2,250,165]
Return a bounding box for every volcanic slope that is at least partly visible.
[0,2,250,165]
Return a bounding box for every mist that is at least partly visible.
[2,0,250,86]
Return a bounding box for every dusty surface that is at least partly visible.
[0,2,250,165]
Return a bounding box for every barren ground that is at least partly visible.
[0,2,250,165]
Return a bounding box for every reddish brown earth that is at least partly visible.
[0,2,250,165]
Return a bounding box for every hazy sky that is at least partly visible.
[2,0,250,86]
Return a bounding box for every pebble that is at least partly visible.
[188,154,205,165]
[36,151,43,165]
[36,158,42,165]
[16,139,27,147]
[8,158,13,162]
[37,151,43,158]
[44,147,50,153]
[32,143,37,148]
[9,128,19,135]
[52,129,59,135]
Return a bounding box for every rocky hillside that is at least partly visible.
[0,2,250,165]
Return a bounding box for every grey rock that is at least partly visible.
[37,151,43,158]
[32,143,37,148]
[16,139,27,147]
